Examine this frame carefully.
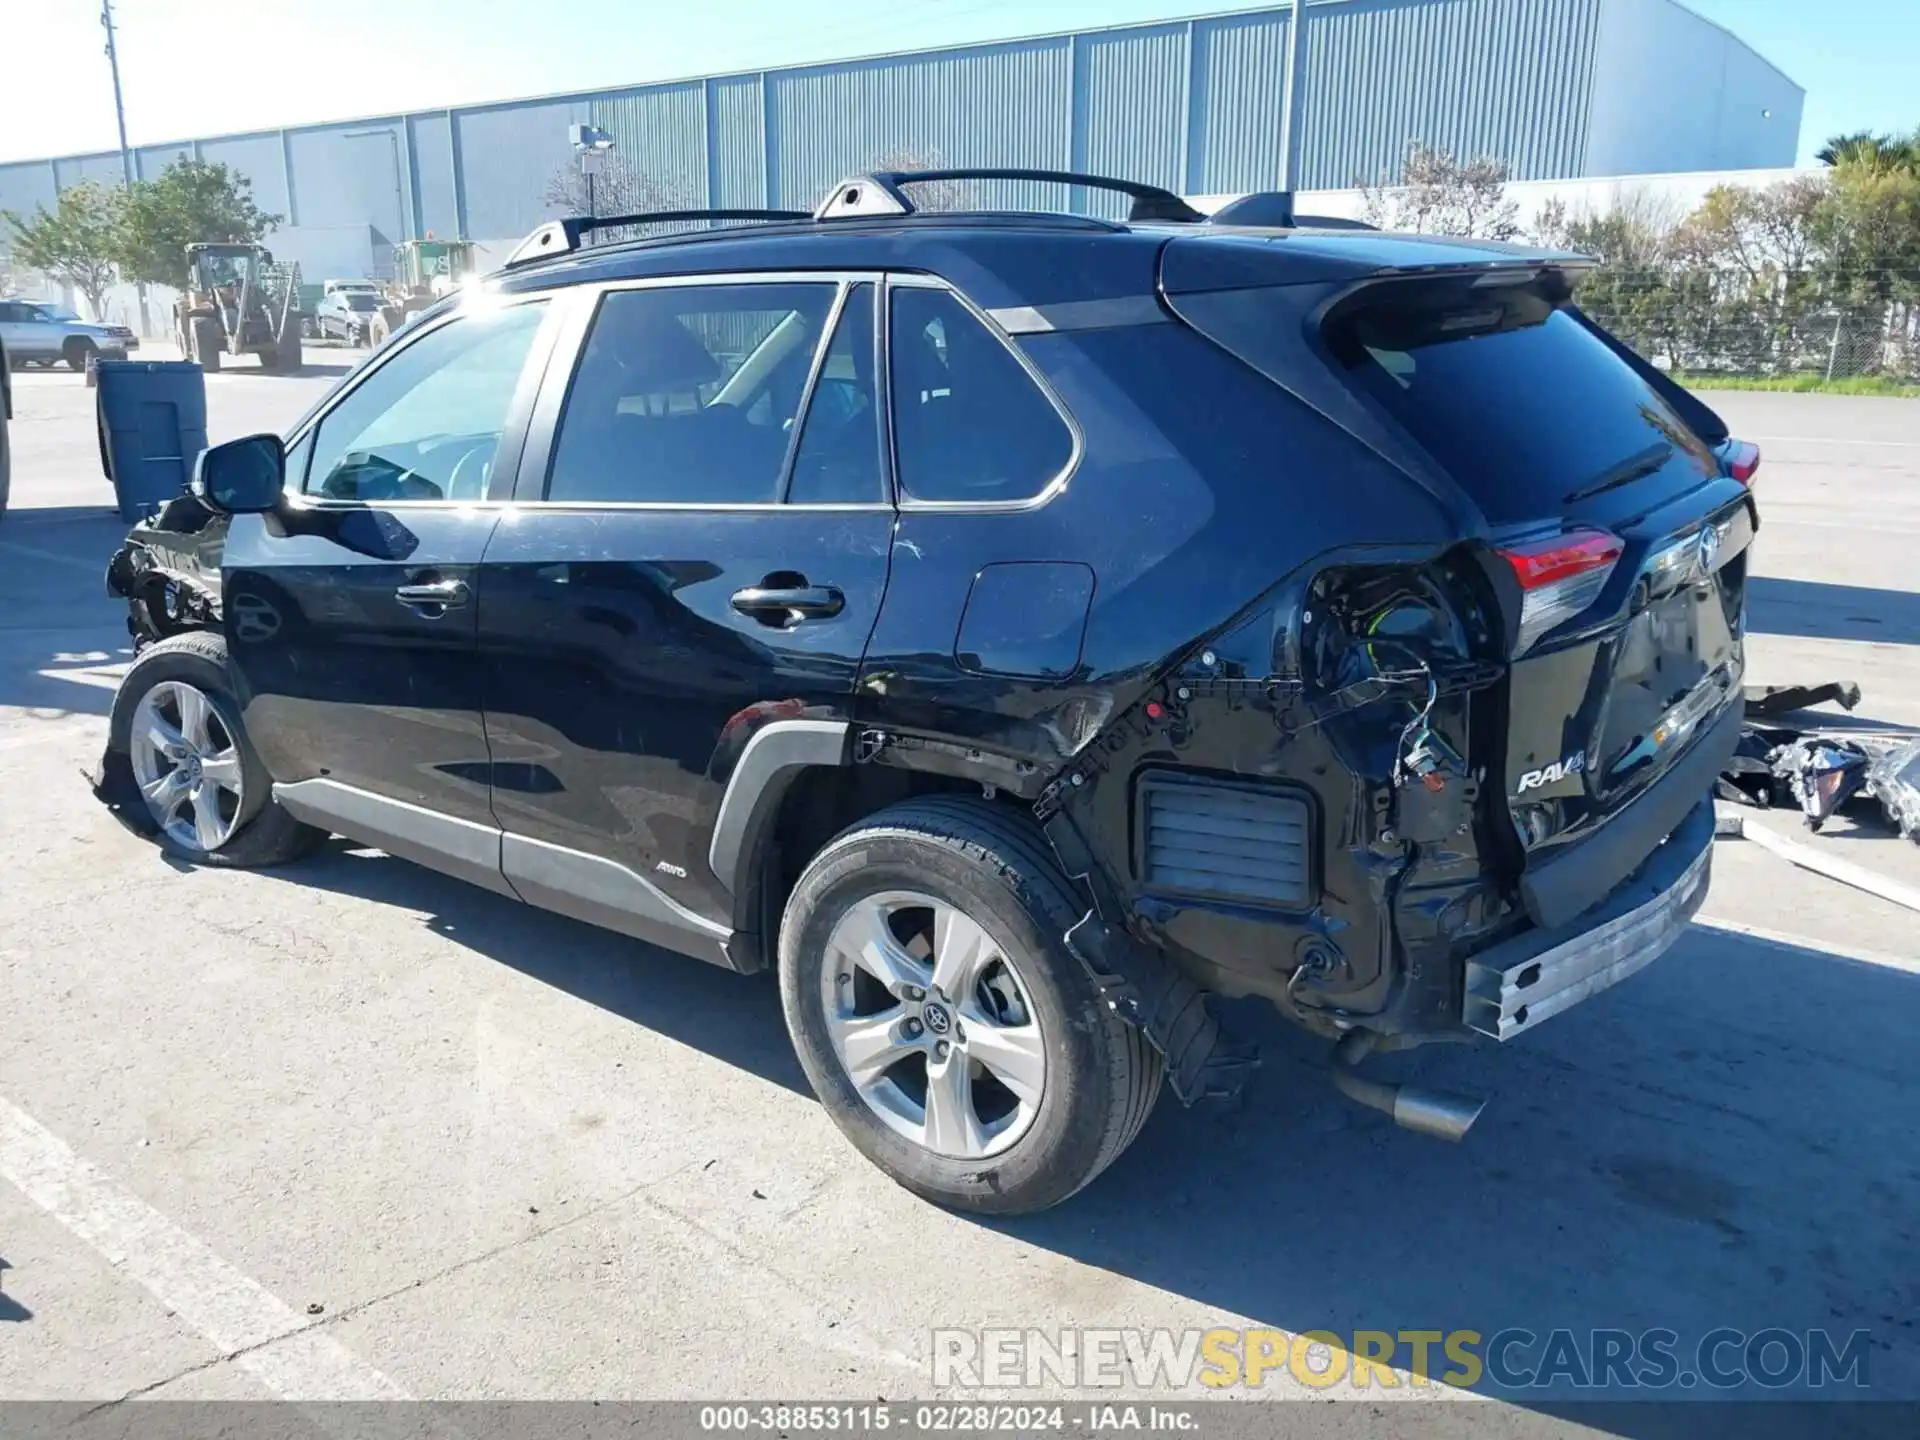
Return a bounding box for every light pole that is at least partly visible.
[99,0,148,335]
[569,124,615,220]
[1279,0,1306,192]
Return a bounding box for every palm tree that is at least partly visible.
[1817,130,1920,173]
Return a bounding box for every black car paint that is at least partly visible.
[102,213,1747,1052]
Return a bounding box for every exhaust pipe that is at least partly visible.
[1330,1030,1486,1142]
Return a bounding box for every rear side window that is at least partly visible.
[890,287,1072,504]
[547,282,837,505]
[1324,280,1718,524]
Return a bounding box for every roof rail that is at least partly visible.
[504,207,811,268]
[814,168,1206,224]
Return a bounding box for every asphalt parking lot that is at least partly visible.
[1,353,1917,1427]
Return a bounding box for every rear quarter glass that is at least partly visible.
[1321,279,1721,528]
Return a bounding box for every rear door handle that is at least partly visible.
[395,578,471,614]
[730,585,845,624]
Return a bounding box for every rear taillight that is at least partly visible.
[1720,439,1761,485]
[1498,528,1625,654]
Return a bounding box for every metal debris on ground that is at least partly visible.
[1867,738,1920,844]
[1716,680,1920,843]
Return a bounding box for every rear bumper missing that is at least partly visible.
[1464,799,1714,1041]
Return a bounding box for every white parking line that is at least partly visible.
[0,1095,410,1401]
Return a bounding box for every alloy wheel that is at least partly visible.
[820,890,1047,1160]
[128,680,246,853]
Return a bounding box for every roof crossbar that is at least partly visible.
[813,168,1207,224]
[504,207,811,268]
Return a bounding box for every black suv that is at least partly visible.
[98,169,1757,1213]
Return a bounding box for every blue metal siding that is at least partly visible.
[767,39,1073,214]
[454,99,583,241]
[408,113,460,239]
[590,84,707,206]
[287,123,414,243]
[708,75,766,209]
[1189,10,1293,195]
[195,133,291,218]
[2,0,1801,268]
[1298,0,1601,189]
[52,153,128,192]
[0,161,57,223]
[1076,25,1188,216]
[134,144,194,182]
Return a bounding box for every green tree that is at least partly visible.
[115,160,278,291]
[1817,129,1920,174]
[1669,176,1830,374]
[3,182,126,320]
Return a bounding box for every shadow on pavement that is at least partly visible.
[261,842,809,1095]
[0,504,135,720]
[1747,577,1920,645]
[0,1256,25,1322]
[242,838,1920,1413]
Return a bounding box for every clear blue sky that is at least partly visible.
[2,0,1914,167]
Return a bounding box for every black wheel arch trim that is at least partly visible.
[707,719,852,900]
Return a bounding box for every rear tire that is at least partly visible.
[190,316,222,373]
[778,796,1162,1214]
[64,337,96,372]
[106,631,326,867]
[274,313,302,373]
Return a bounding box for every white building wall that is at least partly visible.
[1584,0,1802,176]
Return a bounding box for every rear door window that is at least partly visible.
[546,282,837,505]
[786,283,885,505]
[889,287,1072,504]
[1323,280,1719,525]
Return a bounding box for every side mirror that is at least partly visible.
[192,433,285,514]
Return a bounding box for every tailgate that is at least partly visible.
[1318,270,1755,917]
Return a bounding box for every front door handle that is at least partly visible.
[730,584,845,625]
[395,578,471,614]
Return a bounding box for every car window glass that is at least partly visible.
[889,287,1071,504]
[786,284,883,505]
[304,301,545,503]
[546,282,837,505]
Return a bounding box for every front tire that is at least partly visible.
[779,796,1161,1214]
[64,338,96,372]
[189,316,222,373]
[106,631,325,867]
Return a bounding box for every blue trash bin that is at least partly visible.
[96,359,208,523]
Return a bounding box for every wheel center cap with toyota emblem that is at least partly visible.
[920,1001,952,1036]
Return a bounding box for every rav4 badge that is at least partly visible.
[1516,752,1588,794]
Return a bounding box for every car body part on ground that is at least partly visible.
[175,244,304,374]
[1868,739,1920,844]
[95,173,1758,1209]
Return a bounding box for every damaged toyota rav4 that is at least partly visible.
[98,169,1758,1213]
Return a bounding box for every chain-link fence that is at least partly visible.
[1571,269,1920,383]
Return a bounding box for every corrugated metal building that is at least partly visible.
[0,0,1801,319]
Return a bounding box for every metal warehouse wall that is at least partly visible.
[0,0,1803,302]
